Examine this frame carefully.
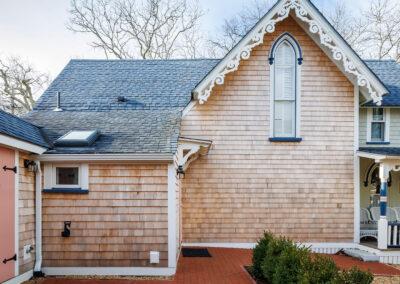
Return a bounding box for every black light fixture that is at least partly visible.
[177,165,185,179]
[24,159,37,172]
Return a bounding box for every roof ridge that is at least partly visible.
[69,58,221,62]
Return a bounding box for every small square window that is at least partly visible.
[56,167,79,185]
[371,122,385,142]
[373,108,384,121]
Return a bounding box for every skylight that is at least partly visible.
[54,130,100,147]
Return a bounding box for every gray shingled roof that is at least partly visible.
[24,59,219,154]
[359,147,400,156]
[364,60,400,106]
[0,109,48,148]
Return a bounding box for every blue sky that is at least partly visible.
[0,0,365,77]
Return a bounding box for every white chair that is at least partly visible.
[360,208,378,240]
[360,208,373,224]
[370,207,380,221]
[388,207,399,222]
[393,207,400,221]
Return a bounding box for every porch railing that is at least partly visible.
[388,223,400,247]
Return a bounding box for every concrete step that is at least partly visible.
[343,248,380,262]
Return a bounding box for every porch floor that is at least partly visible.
[29,247,400,284]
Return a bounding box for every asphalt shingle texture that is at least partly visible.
[24,59,220,154]
[364,60,400,106]
[0,109,48,148]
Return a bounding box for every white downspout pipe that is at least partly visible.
[34,161,42,274]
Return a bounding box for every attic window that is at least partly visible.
[54,130,100,147]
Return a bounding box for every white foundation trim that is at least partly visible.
[0,134,46,154]
[14,150,19,276]
[33,154,173,162]
[167,164,177,268]
[2,269,33,284]
[42,267,176,276]
[183,242,356,252]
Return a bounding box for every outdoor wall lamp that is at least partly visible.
[177,165,185,179]
[24,159,37,172]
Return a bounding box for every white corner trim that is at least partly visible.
[33,154,174,162]
[193,0,387,105]
[182,101,197,117]
[42,267,176,276]
[0,134,47,154]
[168,164,177,268]
[354,85,360,243]
[14,150,19,276]
[34,161,42,273]
[2,269,33,284]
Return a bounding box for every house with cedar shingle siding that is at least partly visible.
[3,0,400,281]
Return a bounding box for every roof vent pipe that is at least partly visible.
[54,91,63,112]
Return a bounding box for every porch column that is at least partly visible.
[378,163,389,249]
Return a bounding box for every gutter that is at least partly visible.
[33,161,43,276]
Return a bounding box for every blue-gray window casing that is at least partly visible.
[269,32,302,142]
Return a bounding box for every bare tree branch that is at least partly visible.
[0,56,50,115]
[68,0,205,59]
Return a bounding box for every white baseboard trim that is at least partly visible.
[2,270,33,284]
[183,242,357,253]
[183,243,257,249]
[42,267,176,276]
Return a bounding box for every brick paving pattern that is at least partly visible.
[35,248,400,284]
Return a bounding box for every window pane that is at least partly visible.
[274,101,295,137]
[373,108,384,121]
[276,42,295,65]
[275,67,294,100]
[371,122,385,141]
[56,167,79,185]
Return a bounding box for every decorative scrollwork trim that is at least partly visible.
[194,0,386,105]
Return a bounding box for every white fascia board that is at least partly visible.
[42,267,176,276]
[32,153,174,162]
[2,270,33,284]
[0,134,47,154]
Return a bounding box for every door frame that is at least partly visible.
[14,150,19,277]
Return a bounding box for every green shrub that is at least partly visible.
[303,254,340,284]
[272,244,311,284]
[338,266,373,284]
[251,231,274,279]
[261,236,292,281]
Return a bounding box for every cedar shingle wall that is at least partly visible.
[180,16,355,243]
[42,164,168,267]
[19,152,36,273]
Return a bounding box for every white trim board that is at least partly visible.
[167,164,177,268]
[33,154,174,162]
[14,150,19,276]
[2,270,33,284]
[42,267,176,276]
[183,242,356,251]
[0,134,46,154]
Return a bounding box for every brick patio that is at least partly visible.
[34,247,400,284]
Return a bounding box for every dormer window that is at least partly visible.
[269,33,302,142]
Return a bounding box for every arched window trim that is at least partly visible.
[269,33,302,141]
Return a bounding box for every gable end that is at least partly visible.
[193,0,388,105]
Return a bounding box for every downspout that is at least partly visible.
[33,161,43,276]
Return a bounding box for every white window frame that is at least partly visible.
[44,163,89,190]
[366,108,390,144]
[269,34,302,140]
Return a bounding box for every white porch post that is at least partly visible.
[378,163,389,250]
